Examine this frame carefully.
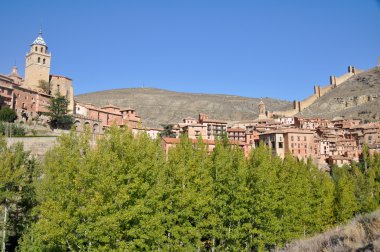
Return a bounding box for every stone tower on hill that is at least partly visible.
[258,100,267,119]
[25,30,51,88]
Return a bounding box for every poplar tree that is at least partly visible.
[247,143,283,251]
[151,136,214,251]
[333,166,359,223]
[210,141,248,250]
[0,138,37,251]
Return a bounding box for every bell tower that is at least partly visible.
[25,29,51,88]
[258,100,267,119]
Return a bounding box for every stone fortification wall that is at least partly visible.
[298,94,319,111]
[6,136,57,157]
[319,85,333,97]
[273,64,366,117]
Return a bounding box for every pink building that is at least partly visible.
[259,129,315,160]
[0,71,51,122]
[227,127,246,142]
[198,113,228,140]
[161,137,248,158]
[74,102,142,133]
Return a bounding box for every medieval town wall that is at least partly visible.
[273,64,367,117]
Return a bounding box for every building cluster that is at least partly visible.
[1,31,380,169]
[164,101,380,169]
[0,31,160,138]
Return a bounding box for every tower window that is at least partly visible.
[40,47,43,52]
[35,46,37,51]
[38,57,40,63]
[43,58,46,64]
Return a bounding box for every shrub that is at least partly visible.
[0,122,26,136]
[0,107,17,122]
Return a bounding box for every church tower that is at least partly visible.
[25,30,51,88]
[258,100,267,119]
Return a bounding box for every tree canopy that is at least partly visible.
[45,94,73,129]
[0,108,17,123]
[4,128,378,251]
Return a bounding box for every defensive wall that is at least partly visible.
[273,65,365,117]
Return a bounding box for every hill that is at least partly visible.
[298,67,380,121]
[75,88,291,127]
[281,210,380,252]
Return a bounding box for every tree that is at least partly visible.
[0,108,17,123]
[159,124,176,138]
[19,127,165,251]
[247,143,283,250]
[332,166,359,223]
[37,80,50,94]
[0,138,38,251]
[45,94,73,129]
[210,141,249,250]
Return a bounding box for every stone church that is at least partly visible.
[0,30,74,120]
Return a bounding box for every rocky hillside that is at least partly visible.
[75,88,291,128]
[281,210,380,252]
[299,66,380,121]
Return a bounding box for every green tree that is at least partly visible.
[45,94,73,129]
[332,166,359,223]
[159,124,176,138]
[38,80,50,94]
[19,127,165,251]
[0,138,37,251]
[308,163,335,232]
[149,135,215,251]
[210,141,249,250]
[247,143,283,251]
[0,108,17,123]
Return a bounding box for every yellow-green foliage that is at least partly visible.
[14,130,380,251]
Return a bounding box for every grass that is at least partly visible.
[280,210,380,252]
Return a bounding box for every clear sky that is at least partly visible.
[0,0,379,101]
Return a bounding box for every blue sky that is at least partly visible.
[0,0,379,101]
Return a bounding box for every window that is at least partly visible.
[298,149,301,154]
[291,136,294,141]
[304,136,306,141]
[279,142,283,148]
[43,58,46,64]
[40,47,43,52]
[35,46,37,51]
[38,57,41,63]
[297,136,300,141]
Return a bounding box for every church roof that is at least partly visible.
[32,31,47,46]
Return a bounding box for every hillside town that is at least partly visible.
[1,31,379,170]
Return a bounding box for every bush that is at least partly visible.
[0,107,17,122]
[0,122,26,136]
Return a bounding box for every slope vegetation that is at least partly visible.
[282,210,380,252]
[75,88,291,127]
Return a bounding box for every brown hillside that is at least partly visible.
[75,88,291,128]
[281,210,380,252]
[299,67,380,121]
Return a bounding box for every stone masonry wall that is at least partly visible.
[6,136,57,157]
